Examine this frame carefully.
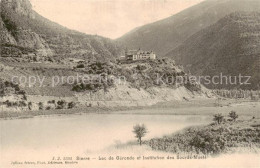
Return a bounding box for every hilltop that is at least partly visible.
[0,58,210,113]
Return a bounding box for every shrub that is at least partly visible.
[57,100,67,109]
[72,84,82,92]
[48,100,55,104]
[19,101,27,107]
[189,130,226,154]
[213,113,224,124]
[28,102,32,110]
[229,111,238,121]
[38,102,44,110]
[4,100,12,107]
[76,64,85,68]
[136,65,146,71]
[68,102,76,109]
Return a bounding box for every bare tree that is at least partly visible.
[133,124,148,146]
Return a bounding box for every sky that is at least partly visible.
[30,0,204,39]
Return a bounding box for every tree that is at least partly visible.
[57,100,66,109]
[229,111,238,121]
[133,124,148,146]
[28,102,32,110]
[38,102,44,110]
[213,113,224,124]
[68,102,76,109]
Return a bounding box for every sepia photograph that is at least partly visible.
[0,0,260,167]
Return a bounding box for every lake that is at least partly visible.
[0,112,259,168]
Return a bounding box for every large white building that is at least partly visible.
[125,49,156,61]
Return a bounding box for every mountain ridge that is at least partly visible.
[117,0,260,56]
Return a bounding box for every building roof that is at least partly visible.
[126,49,154,55]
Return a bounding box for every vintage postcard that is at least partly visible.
[0,0,259,167]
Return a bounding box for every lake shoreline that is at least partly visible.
[0,98,259,120]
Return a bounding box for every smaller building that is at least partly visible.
[125,49,156,61]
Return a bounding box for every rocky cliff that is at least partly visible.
[0,0,123,60]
